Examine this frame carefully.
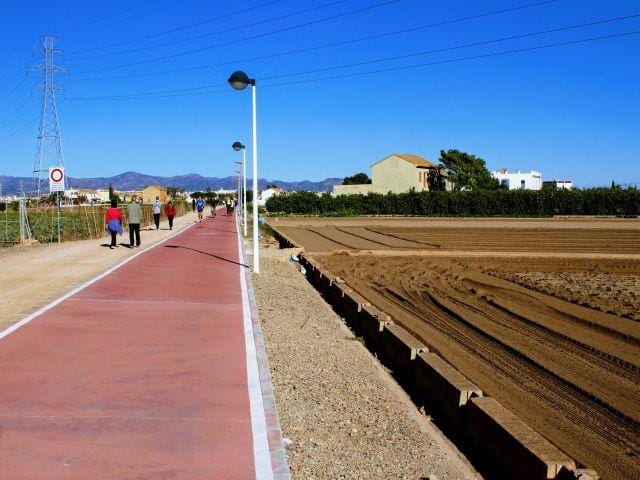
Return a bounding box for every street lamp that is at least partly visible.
[228,70,259,273]
[234,161,243,226]
[234,169,241,220]
[232,141,247,237]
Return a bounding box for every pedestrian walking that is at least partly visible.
[225,196,232,215]
[153,196,162,230]
[209,197,217,218]
[165,201,176,230]
[191,198,196,212]
[105,199,123,250]
[196,195,205,222]
[127,195,142,248]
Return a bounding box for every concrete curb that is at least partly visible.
[243,240,292,480]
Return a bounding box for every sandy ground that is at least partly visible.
[0,211,200,331]
[251,245,480,480]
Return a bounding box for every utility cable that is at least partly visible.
[59,0,162,35]
[0,108,39,143]
[68,0,401,75]
[68,15,640,99]
[70,0,563,82]
[260,13,640,82]
[67,29,640,100]
[65,0,303,57]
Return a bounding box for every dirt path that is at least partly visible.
[0,211,200,331]
[251,249,480,480]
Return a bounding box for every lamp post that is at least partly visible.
[232,141,247,237]
[234,169,241,220]
[228,71,259,273]
[234,161,243,226]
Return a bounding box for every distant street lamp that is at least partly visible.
[234,161,243,227]
[232,141,247,237]
[228,70,259,273]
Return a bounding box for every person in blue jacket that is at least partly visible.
[196,196,205,222]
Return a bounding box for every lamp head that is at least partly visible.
[232,141,245,151]
[228,71,253,91]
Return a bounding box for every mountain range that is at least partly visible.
[0,172,343,195]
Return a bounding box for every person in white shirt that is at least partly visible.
[153,196,162,230]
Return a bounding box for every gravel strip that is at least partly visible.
[252,247,480,480]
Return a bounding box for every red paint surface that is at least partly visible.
[0,213,256,479]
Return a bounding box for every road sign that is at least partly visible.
[49,167,65,193]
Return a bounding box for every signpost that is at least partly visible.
[49,167,64,243]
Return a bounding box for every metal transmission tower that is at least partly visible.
[31,35,67,198]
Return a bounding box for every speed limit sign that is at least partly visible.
[49,167,65,193]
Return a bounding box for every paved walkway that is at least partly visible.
[0,212,287,479]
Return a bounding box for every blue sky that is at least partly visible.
[0,0,638,187]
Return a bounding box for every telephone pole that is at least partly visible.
[31,35,67,199]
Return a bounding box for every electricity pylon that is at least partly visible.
[31,35,67,198]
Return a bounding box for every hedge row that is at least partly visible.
[265,188,640,217]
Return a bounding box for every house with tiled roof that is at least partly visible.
[332,153,451,196]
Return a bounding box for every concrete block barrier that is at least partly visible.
[414,352,482,429]
[379,324,427,377]
[341,290,371,317]
[318,269,335,291]
[328,281,352,306]
[357,305,392,350]
[466,397,575,480]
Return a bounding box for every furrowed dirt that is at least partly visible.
[268,217,640,480]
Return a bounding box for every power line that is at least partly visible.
[67,15,640,99]
[70,0,562,83]
[59,0,163,35]
[66,30,640,101]
[0,97,37,127]
[0,109,39,143]
[260,13,640,82]
[66,0,351,61]
[65,0,284,56]
[68,0,401,75]
[263,30,640,89]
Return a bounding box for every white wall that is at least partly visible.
[492,171,542,190]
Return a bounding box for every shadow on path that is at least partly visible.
[164,245,248,268]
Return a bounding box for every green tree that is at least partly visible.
[108,183,117,203]
[438,149,498,191]
[167,186,186,199]
[343,173,372,185]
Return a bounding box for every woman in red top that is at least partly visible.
[165,201,176,230]
[104,199,123,249]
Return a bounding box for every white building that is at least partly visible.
[257,187,284,206]
[492,169,542,190]
[543,179,573,190]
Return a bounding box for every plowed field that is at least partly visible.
[268,217,640,480]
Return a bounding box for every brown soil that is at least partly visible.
[276,224,640,254]
[317,254,640,480]
[269,217,640,480]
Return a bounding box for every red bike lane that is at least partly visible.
[0,212,281,479]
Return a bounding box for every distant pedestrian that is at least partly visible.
[196,195,205,222]
[105,199,123,250]
[165,201,176,230]
[153,196,162,230]
[191,198,196,212]
[225,196,232,215]
[209,197,217,218]
[127,195,142,248]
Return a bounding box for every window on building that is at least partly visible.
[521,180,526,189]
